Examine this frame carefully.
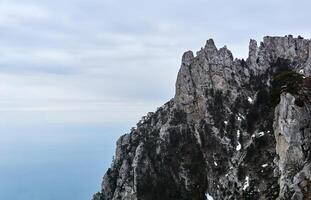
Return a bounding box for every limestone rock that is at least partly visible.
[92,36,311,200]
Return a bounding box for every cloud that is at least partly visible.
[0,2,50,26]
[0,0,311,125]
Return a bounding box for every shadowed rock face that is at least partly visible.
[92,35,311,200]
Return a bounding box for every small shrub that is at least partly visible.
[294,98,304,107]
[169,109,187,125]
[208,90,226,130]
[303,77,311,90]
[271,70,304,105]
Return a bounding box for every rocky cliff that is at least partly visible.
[92,35,311,200]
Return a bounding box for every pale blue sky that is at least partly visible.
[1,0,311,199]
[1,0,311,125]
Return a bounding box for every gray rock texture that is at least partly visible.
[274,93,311,199]
[92,35,311,200]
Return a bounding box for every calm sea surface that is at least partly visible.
[0,123,130,200]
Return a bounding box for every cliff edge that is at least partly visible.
[92,35,311,200]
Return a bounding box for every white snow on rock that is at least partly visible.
[237,130,241,138]
[262,164,268,168]
[247,97,253,103]
[258,131,264,137]
[237,114,245,121]
[236,142,241,151]
[206,193,214,200]
[243,176,250,190]
[252,131,265,138]
[236,130,241,151]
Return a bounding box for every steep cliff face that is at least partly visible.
[92,35,311,200]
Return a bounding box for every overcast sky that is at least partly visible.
[1,0,311,126]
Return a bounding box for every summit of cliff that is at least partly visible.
[93,35,311,200]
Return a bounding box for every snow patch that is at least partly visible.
[236,142,241,151]
[243,176,250,190]
[237,114,245,121]
[206,193,214,200]
[262,164,268,168]
[237,130,241,138]
[258,131,264,137]
[252,131,265,138]
[214,161,218,166]
[224,121,228,125]
[247,97,253,103]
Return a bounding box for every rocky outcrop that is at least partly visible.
[274,93,311,199]
[92,35,311,200]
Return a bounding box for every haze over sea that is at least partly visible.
[0,123,128,200]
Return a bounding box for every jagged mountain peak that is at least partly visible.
[93,35,311,200]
